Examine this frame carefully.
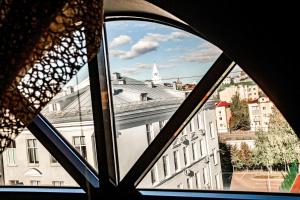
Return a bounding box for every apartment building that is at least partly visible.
[1,74,223,190]
[248,97,273,132]
[219,84,259,103]
[215,101,231,133]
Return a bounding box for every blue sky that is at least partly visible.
[105,20,222,84]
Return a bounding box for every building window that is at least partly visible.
[209,122,215,138]
[219,117,222,120]
[150,165,158,184]
[50,155,58,164]
[195,172,201,189]
[203,167,209,185]
[215,174,221,189]
[183,127,187,135]
[52,181,64,187]
[31,180,40,186]
[190,118,195,132]
[162,155,170,177]
[146,124,154,144]
[262,106,266,110]
[173,150,180,171]
[7,141,16,166]
[199,139,206,157]
[213,148,218,165]
[191,142,198,161]
[27,139,39,164]
[197,113,203,130]
[9,180,19,185]
[187,177,193,189]
[73,136,87,160]
[183,146,190,166]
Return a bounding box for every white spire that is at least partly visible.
[152,63,162,84]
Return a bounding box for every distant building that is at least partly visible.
[219,84,259,102]
[221,77,231,85]
[173,78,182,90]
[248,97,273,132]
[215,101,231,133]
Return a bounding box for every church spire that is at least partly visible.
[152,63,162,84]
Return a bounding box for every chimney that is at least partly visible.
[113,72,121,80]
[145,80,154,88]
[140,93,148,101]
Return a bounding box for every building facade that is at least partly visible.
[219,84,259,103]
[1,73,223,190]
[248,97,273,132]
[215,101,231,133]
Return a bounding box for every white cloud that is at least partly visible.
[111,31,189,59]
[181,44,222,63]
[109,35,132,48]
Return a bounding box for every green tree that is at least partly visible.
[219,142,233,189]
[268,107,299,170]
[240,142,253,169]
[230,144,243,170]
[229,93,250,131]
[253,106,300,171]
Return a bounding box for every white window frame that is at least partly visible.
[27,139,39,164]
[191,142,198,161]
[173,150,181,171]
[73,136,87,160]
[183,146,190,166]
[162,155,170,178]
[150,164,159,184]
[187,177,193,189]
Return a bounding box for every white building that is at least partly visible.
[219,84,259,103]
[1,73,223,190]
[221,77,231,85]
[215,101,231,133]
[248,97,273,132]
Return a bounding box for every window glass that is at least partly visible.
[1,129,78,187]
[106,20,222,180]
[138,65,300,194]
[41,64,98,171]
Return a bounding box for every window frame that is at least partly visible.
[0,15,298,200]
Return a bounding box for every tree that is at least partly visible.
[219,142,233,189]
[229,93,250,131]
[240,142,253,169]
[267,107,299,170]
[230,144,243,170]
[253,106,300,171]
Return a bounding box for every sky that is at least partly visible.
[63,20,244,89]
[105,20,222,84]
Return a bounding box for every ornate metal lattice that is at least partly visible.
[0,0,103,152]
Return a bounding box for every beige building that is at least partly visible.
[215,101,231,133]
[248,97,273,132]
[219,84,259,103]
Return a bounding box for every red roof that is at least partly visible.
[216,101,230,107]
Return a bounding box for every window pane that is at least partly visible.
[1,129,78,187]
[106,20,222,180]
[41,64,98,171]
[138,65,300,194]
